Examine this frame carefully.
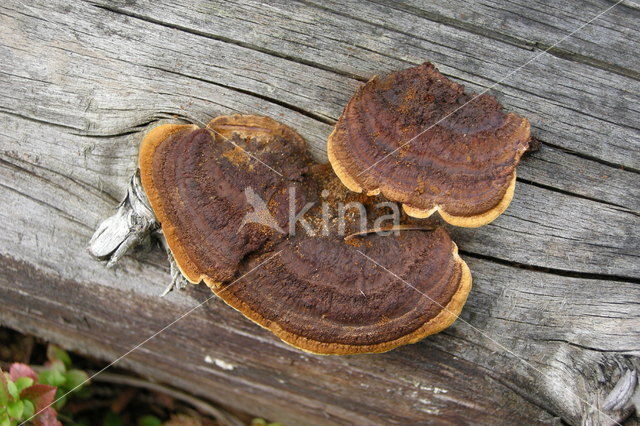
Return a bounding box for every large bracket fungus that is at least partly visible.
[207,163,471,354]
[328,62,531,227]
[92,114,472,354]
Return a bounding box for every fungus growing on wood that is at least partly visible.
[213,164,472,354]
[138,115,313,285]
[328,62,531,227]
[135,114,471,354]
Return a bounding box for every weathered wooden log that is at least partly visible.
[1,0,638,424]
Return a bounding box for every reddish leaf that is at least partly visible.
[9,363,38,381]
[33,407,61,426]
[20,383,58,411]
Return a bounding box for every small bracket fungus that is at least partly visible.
[328,62,532,227]
[126,114,472,354]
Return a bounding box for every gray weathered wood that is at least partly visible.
[370,0,640,76]
[84,0,640,169]
[0,0,638,425]
[2,0,639,276]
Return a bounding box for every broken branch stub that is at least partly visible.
[88,171,189,294]
[88,171,158,267]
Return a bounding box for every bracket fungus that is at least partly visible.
[139,115,313,285]
[133,114,471,354]
[328,62,531,227]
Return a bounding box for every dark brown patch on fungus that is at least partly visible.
[328,62,531,227]
[139,115,471,354]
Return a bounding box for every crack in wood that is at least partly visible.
[517,177,639,216]
[461,251,640,284]
[540,140,640,175]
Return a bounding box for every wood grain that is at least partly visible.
[0,0,638,424]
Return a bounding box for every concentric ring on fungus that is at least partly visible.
[328,62,531,227]
[138,114,472,354]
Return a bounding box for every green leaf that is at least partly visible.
[21,400,34,420]
[48,360,67,374]
[6,382,18,400]
[0,414,10,426]
[14,377,33,393]
[63,369,89,391]
[137,415,162,426]
[6,401,23,420]
[38,369,66,387]
[47,345,72,368]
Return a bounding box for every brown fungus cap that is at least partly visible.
[139,115,313,284]
[139,114,471,354]
[328,62,531,227]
